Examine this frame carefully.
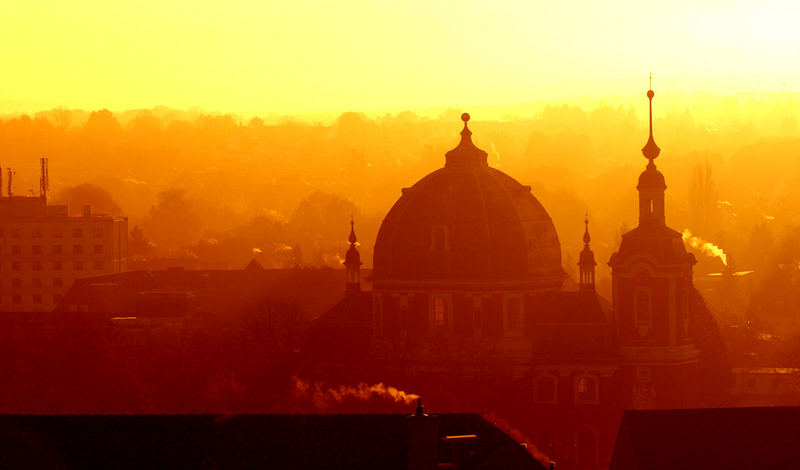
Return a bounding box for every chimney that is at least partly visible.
[407,398,439,470]
[82,205,92,216]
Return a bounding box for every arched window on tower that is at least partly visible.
[635,290,652,337]
[575,427,598,470]
[575,375,598,404]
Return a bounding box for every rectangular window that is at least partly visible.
[32,245,42,255]
[11,229,20,239]
[74,261,83,271]
[32,262,42,271]
[32,278,42,288]
[12,295,22,304]
[32,228,42,238]
[12,278,22,288]
[11,245,21,255]
[94,244,103,254]
[33,295,42,305]
[11,262,21,271]
[73,245,83,255]
[52,228,62,238]
[53,278,63,288]
[53,245,62,255]
[94,227,104,238]
[73,228,83,238]
[53,261,62,271]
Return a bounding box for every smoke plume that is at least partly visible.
[292,376,419,410]
[682,229,728,266]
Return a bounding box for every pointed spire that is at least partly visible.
[641,73,661,161]
[578,211,596,291]
[583,212,591,245]
[344,217,362,293]
[348,215,357,245]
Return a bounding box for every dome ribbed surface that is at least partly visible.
[373,164,563,288]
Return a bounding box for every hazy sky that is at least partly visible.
[2,0,799,115]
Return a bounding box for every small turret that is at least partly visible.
[344,217,362,293]
[578,213,596,291]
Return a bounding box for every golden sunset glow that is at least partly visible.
[2,0,800,115]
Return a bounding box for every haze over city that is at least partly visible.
[2,1,800,469]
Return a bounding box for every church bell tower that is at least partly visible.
[608,81,699,409]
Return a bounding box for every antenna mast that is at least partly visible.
[6,168,13,197]
[40,157,49,201]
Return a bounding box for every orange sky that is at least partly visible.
[2,1,799,116]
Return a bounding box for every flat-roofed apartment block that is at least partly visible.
[0,171,127,312]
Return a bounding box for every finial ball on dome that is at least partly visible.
[461,112,470,123]
[647,89,655,99]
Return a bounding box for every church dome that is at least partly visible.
[372,114,564,290]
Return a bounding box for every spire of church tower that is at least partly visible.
[344,216,362,293]
[636,79,667,227]
[641,73,661,161]
[578,212,596,291]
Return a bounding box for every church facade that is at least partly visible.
[316,88,700,470]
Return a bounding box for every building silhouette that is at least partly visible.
[315,88,701,470]
[0,402,547,470]
[0,160,127,311]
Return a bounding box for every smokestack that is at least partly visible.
[407,397,439,470]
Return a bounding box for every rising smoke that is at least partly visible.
[292,376,419,411]
[682,229,728,266]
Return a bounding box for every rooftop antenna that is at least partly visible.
[39,157,49,201]
[6,167,13,197]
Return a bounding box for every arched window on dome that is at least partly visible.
[430,225,449,252]
[534,374,558,404]
[635,289,652,338]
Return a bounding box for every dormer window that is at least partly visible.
[431,225,449,251]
